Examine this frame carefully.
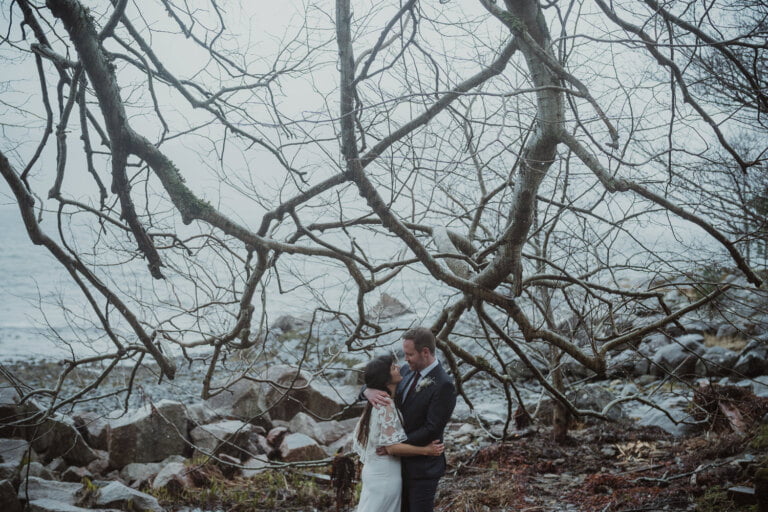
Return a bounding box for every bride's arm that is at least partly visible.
[384,440,445,457]
[376,402,444,456]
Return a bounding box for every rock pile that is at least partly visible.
[608,332,768,380]
[0,365,362,512]
[3,285,768,510]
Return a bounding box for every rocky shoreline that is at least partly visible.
[1,281,768,511]
[2,346,768,511]
[0,361,365,512]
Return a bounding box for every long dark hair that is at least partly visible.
[356,354,395,448]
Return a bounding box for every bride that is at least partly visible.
[353,354,444,512]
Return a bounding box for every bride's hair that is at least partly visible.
[356,354,395,448]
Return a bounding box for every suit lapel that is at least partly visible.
[402,363,442,407]
[395,364,411,408]
[418,363,441,388]
[403,371,421,403]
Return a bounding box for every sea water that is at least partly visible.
[0,205,85,359]
[0,204,448,361]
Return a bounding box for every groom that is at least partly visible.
[364,327,457,512]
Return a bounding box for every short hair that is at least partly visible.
[403,327,436,355]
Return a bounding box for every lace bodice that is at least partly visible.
[353,401,407,464]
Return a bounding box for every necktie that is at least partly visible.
[405,372,420,402]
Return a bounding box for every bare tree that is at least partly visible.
[0,0,766,441]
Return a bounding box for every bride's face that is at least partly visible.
[389,362,403,386]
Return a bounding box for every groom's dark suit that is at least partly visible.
[395,362,456,512]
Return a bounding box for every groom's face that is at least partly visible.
[403,339,428,372]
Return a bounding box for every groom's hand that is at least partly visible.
[363,388,390,407]
[375,446,388,456]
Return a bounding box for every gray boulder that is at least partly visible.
[25,461,56,480]
[266,426,289,447]
[17,477,81,505]
[203,382,270,427]
[326,432,354,457]
[258,366,361,422]
[271,315,310,333]
[251,434,272,457]
[676,333,706,348]
[716,323,741,339]
[634,395,695,437]
[60,466,93,483]
[119,455,185,488]
[343,362,367,386]
[279,433,326,462]
[151,461,193,491]
[473,402,506,425]
[568,385,625,421]
[535,385,625,424]
[446,423,481,447]
[46,457,68,473]
[370,293,412,319]
[0,438,34,480]
[190,419,252,460]
[636,407,683,436]
[561,354,595,379]
[638,332,672,356]
[694,346,739,377]
[733,339,768,377]
[505,355,548,380]
[108,400,188,468]
[217,452,242,470]
[0,463,18,481]
[119,461,162,486]
[93,481,163,512]
[0,437,32,463]
[338,418,359,436]
[72,413,110,451]
[29,414,98,466]
[608,350,650,377]
[651,335,705,378]
[241,456,269,478]
[27,500,104,512]
[0,388,40,439]
[0,479,22,512]
[185,402,221,428]
[749,376,768,397]
[85,450,110,477]
[679,319,714,335]
[242,431,267,458]
[288,413,350,445]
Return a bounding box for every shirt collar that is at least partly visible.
[418,359,439,377]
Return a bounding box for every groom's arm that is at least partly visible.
[358,363,409,405]
[404,379,456,446]
[360,386,390,406]
[358,380,390,406]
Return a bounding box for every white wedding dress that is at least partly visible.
[353,402,408,512]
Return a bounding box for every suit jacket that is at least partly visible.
[395,362,456,481]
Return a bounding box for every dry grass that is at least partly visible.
[703,333,748,351]
[148,467,336,511]
[437,471,528,511]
